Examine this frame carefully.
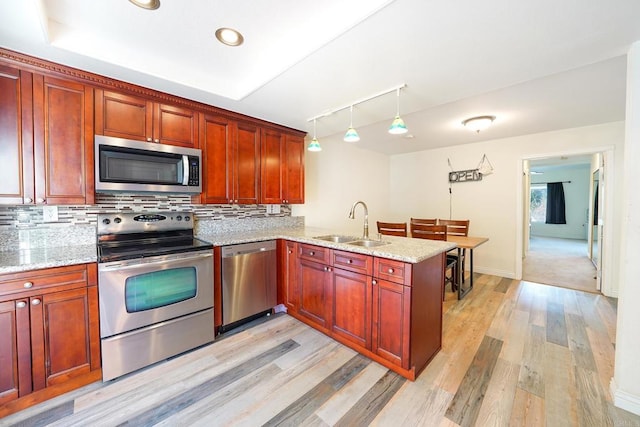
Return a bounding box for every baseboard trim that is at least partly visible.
[473,267,516,279]
[611,377,640,416]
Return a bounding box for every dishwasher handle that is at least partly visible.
[221,240,277,258]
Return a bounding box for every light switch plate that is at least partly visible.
[266,205,281,214]
[42,205,58,222]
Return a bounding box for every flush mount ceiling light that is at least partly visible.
[307,118,322,152]
[462,115,496,133]
[215,28,244,47]
[129,0,160,10]
[388,87,408,135]
[344,105,360,142]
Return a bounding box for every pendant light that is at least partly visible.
[343,105,360,142]
[307,118,322,152]
[388,88,408,135]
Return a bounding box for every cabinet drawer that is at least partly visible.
[374,258,410,285]
[298,244,331,264]
[0,265,88,299]
[333,250,373,276]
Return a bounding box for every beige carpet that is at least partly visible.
[523,236,598,293]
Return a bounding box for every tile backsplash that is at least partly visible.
[0,194,291,229]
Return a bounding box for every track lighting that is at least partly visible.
[343,105,360,142]
[307,118,322,152]
[388,88,408,135]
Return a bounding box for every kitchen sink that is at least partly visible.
[347,239,390,248]
[313,234,359,243]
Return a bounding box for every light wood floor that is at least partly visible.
[3,274,640,426]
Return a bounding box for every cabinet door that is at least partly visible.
[0,300,32,404]
[0,65,34,205]
[200,114,234,204]
[331,268,371,349]
[234,122,260,204]
[33,75,94,204]
[372,279,411,368]
[154,102,198,148]
[283,241,299,312]
[283,134,305,204]
[298,259,332,332]
[31,288,92,388]
[260,128,284,204]
[95,89,152,141]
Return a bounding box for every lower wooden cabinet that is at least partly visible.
[0,264,101,416]
[281,240,444,381]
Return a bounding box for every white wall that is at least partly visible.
[612,40,640,416]
[292,133,392,237]
[388,122,624,288]
[530,165,591,240]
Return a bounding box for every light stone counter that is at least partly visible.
[0,245,97,274]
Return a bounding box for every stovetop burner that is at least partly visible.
[97,212,212,263]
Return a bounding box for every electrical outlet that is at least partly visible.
[266,205,281,214]
[42,206,58,222]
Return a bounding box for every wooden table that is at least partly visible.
[446,235,489,299]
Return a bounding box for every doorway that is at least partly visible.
[521,154,603,293]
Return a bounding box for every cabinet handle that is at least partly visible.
[388,268,395,273]
[31,298,41,306]
[372,279,377,285]
[347,259,353,264]
[24,197,33,203]
[147,137,152,142]
[154,139,160,143]
[16,301,27,309]
[309,251,315,256]
[288,250,292,254]
[23,281,33,288]
[37,198,46,204]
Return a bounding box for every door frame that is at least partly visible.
[515,146,615,296]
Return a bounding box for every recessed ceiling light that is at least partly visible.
[215,28,244,47]
[129,0,160,10]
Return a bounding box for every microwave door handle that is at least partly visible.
[182,155,189,185]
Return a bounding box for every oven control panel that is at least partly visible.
[97,212,193,235]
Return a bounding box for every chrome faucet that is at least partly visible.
[349,200,369,240]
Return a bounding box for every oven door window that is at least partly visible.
[125,267,197,312]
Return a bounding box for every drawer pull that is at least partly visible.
[372,279,377,285]
[23,281,33,288]
[347,259,353,264]
[388,268,395,273]
[31,298,41,306]
[309,251,315,256]
[16,301,27,309]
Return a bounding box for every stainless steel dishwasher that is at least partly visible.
[221,240,277,332]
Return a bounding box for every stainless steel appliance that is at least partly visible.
[221,240,277,332]
[97,212,214,381]
[95,135,202,194]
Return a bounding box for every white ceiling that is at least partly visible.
[1,0,640,155]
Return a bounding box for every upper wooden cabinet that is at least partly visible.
[95,89,198,148]
[199,114,260,204]
[0,68,94,205]
[261,129,305,204]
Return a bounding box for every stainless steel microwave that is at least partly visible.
[95,135,202,194]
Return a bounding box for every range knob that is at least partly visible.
[184,215,191,221]
[102,218,111,225]
[176,215,183,221]
[114,217,122,224]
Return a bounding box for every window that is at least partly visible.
[530,185,547,223]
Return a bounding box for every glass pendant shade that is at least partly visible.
[388,115,408,134]
[307,118,322,152]
[344,127,360,142]
[307,137,322,152]
[388,88,408,135]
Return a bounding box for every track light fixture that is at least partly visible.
[343,105,360,142]
[307,118,322,152]
[388,88,408,135]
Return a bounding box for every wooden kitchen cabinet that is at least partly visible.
[260,129,305,204]
[0,264,101,416]
[95,89,198,148]
[0,68,94,205]
[372,278,411,368]
[280,240,299,313]
[199,114,260,204]
[297,243,332,332]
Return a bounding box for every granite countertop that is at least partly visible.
[0,226,455,275]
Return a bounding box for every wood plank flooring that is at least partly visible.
[3,274,640,426]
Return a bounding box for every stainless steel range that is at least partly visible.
[97,212,214,381]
